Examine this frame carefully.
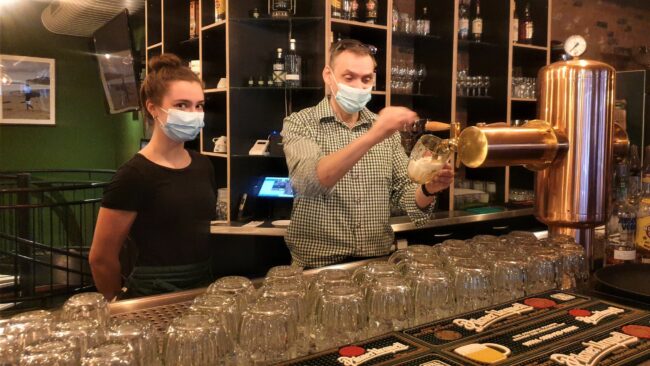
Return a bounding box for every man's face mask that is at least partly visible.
[329,69,372,114]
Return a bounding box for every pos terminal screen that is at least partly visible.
[257,177,294,198]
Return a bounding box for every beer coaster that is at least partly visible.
[568,309,592,317]
[524,298,557,309]
[440,301,641,365]
[403,291,589,348]
[622,325,650,339]
[282,333,428,366]
[435,330,463,341]
[506,315,650,366]
[339,346,366,357]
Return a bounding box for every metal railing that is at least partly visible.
[0,170,114,311]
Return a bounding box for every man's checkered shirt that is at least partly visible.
[281,97,435,268]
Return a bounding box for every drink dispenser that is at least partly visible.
[411,57,629,271]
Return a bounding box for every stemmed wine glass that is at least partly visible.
[415,64,427,94]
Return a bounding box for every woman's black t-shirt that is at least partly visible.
[101,150,217,266]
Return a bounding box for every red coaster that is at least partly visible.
[569,309,592,317]
[622,325,650,339]
[339,345,366,357]
[524,298,557,309]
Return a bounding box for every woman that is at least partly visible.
[90,54,216,300]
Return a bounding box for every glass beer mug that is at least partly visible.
[407,134,455,184]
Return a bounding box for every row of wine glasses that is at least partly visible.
[457,70,491,97]
[391,61,427,94]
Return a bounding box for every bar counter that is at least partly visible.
[210,207,536,236]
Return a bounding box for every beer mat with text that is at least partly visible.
[439,301,644,366]
[386,352,464,366]
[402,291,590,347]
[278,333,429,366]
[508,314,650,366]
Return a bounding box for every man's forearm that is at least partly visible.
[415,185,436,209]
[316,131,380,188]
[90,260,123,300]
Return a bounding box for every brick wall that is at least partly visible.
[552,0,650,70]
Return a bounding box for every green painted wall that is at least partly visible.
[0,1,144,171]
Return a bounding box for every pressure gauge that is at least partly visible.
[564,35,587,58]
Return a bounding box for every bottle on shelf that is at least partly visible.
[365,0,378,24]
[214,0,226,22]
[636,172,650,263]
[629,145,642,205]
[189,0,199,39]
[642,145,650,193]
[472,0,483,42]
[512,0,519,43]
[351,0,360,21]
[342,0,352,20]
[332,0,342,18]
[285,39,302,87]
[459,1,470,40]
[273,48,285,87]
[518,2,533,44]
[392,4,399,32]
[606,164,637,266]
[418,6,431,36]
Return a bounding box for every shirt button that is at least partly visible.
[357,222,362,228]
[356,198,362,204]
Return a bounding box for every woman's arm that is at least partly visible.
[89,207,137,300]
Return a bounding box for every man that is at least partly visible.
[281,39,453,268]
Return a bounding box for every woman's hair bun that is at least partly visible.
[148,54,183,73]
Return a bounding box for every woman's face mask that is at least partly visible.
[156,107,205,142]
[330,70,372,114]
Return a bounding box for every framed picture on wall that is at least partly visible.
[0,55,55,125]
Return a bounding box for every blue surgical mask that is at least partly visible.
[331,74,372,114]
[157,108,205,142]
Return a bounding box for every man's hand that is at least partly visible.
[424,163,454,193]
[369,107,418,143]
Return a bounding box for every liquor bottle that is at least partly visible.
[419,6,431,36]
[642,145,650,193]
[285,39,302,87]
[189,0,199,39]
[270,0,291,18]
[459,1,469,40]
[392,4,400,32]
[365,0,378,24]
[636,175,650,263]
[215,0,226,22]
[351,0,360,21]
[273,48,285,87]
[629,145,642,205]
[512,1,519,43]
[606,166,637,265]
[342,0,352,20]
[518,2,533,44]
[332,0,342,18]
[472,0,483,42]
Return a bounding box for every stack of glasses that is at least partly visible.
[0,233,588,365]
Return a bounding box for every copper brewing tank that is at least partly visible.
[452,58,622,270]
[535,60,616,229]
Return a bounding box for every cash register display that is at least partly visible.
[257,177,294,198]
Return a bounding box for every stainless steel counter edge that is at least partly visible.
[209,207,536,236]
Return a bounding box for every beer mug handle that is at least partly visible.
[483,343,511,356]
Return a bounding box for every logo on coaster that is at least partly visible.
[622,325,650,339]
[573,306,625,325]
[434,330,462,341]
[569,309,592,317]
[453,303,534,333]
[550,331,639,366]
[524,298,557,309]
[454,343,511,364]
[339,346,366,358]
[337,342,409,366]
[550,293,576,301]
